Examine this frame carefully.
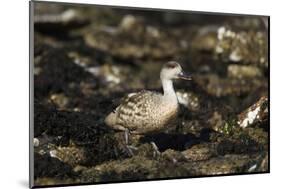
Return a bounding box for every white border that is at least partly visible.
[1,0,280,189]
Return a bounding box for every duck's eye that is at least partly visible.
[165,62,177,69]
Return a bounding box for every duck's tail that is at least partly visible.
[104,112,117,126]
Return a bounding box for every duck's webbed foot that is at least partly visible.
[125,145,138,156]
[150,141,161,158]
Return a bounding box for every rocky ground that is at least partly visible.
[32,2,269,187]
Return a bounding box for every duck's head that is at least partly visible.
[160,61,192,81]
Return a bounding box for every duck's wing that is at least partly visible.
[105,91,144,127]
[114,90,161,129]
[117,92,138,107]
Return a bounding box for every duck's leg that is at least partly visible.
[124,129,129,145]
[124,129,138,156]
[150,141,161,158]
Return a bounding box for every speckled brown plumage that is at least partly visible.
[105,90,178,134]
[105,61,190,134]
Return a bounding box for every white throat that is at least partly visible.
[161,78,177,100]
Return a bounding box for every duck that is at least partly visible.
[105,61,191,155]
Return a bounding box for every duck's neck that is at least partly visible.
[161,79,177,100]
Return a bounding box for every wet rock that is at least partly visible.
[81,155,192,183]
[208,111,227,134]
[139,133,199,152]
[237,96,268,128]
[191,27,218,51]
[81,156,156,182]
[67,50,138,90]
[67,51,93,68]
[34,138,40,147]
[34,153,77,179]
[191,154,259,175]
[84,18,189,59]
[230,17,267,31]
[34,49,94,98]
[49,93,69,110]
[87,64,122,85]
[195,74,266,97]
[227,64,263,79]
[134,143,157,158]
[119,14,162,40]
[176,90,200,111]
[216,138,262,156]
[49,142,87,166]
[34,32,64,50]
[33,100,130,166]
[162,149,186,163]
[215,26,268,68]
[258,153,269,172]
[182,143,216,161]
[34,9,89,33]
[243,127,268,147]
[119,14,144,34]
[34,177,77,187]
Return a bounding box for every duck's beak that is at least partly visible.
[178,71,192,80]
